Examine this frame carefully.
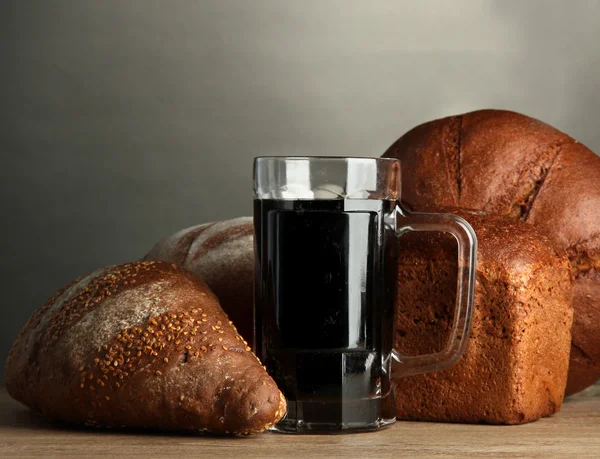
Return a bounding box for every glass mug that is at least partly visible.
[253,157,477,433]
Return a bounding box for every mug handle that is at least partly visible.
[390,205,478,378]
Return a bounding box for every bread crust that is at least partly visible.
[5,261,286,434]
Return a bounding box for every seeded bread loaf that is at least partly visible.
[395,209,573,424]
[383,109,600,395]
[144,217,255,344]
[5,261,286,434]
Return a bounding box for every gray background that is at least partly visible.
[1,0,599,383]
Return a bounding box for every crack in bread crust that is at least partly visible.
[443,116,462,206]
[182,223,215,267]
[567,233,600,279]
[521,139,573,222]
[194,224,254,260]
[571,341,594,364]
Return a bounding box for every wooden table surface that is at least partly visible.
[0,387,598,459]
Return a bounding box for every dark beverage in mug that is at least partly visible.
[254,198,397,429]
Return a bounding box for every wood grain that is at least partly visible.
[0,387,598,459]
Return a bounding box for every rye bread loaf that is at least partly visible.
[395,209,573,424]
[144,217,255,344]
[383,109,600,395]
[5,261,286,434]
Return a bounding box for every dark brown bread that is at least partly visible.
[144,217,255,345]
[384,109,600,395]
[395,209,573,424]
[5,261,286,434]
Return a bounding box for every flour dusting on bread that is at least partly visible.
[63,281,173,365]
